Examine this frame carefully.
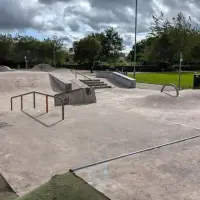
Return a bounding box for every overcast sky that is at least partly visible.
[0,0,200,52]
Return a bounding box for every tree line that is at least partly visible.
[0,35,69,67]
[128,12,200,70]
[1,12,200,70]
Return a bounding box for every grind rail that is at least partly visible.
[75,71,92,80]
[161,83,179,97]
[11,91,65,120]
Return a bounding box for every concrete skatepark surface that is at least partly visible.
[1,69,200,199]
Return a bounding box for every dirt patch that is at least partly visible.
[32,64,55,72]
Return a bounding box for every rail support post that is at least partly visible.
[33,92,36,109]
[11,98,13,111]
[46,95,48,113]
[62,100,64,120]
[21,96,23,110]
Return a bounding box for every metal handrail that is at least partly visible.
[161,83,179,97]
[75,71,92,80]
[11,91,65,120]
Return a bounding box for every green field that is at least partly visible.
[128,72,195,89]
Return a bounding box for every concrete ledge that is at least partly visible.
[96,71,136,88]
[54,87,96,106]
[49,73,72,92]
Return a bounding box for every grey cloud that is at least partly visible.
[60,35,72,42]
[63,0,154,34]
[68,20,80,32]
[0,0,41,30]
[51,25,65,32]
[38,0,72,4]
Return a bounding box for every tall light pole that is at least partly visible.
[53,50,56,67]
[133,0,138,79]
[178,52,183,90]
[27,50,30,69]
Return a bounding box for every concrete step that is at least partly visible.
[79,79,112,89]
[94,85,112,89]
[80,79,100,82]
[83,81,103,85]
[86,82,106,86]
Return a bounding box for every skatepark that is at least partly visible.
[1,65,200,199]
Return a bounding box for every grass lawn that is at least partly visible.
[128,72,195,89]
[16,172,109,200]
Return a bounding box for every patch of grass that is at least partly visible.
[128,72,194,89]
[16,172,110,200]
[0,192,18,200]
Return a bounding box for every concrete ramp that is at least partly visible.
[126,90,200,110]
[0,66,13,72]
[49,73,72,92]
[0,71,59,94]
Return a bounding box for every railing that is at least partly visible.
[161,83,179,97]
[75,71,92,80]
[11,91,65,120]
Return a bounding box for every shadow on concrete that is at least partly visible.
[0,173,18,200]
[162,91,179,98]
[22,111,63,128]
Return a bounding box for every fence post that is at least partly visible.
[21,96,23,110]
[46,95,48,113]
[33,92,36,108]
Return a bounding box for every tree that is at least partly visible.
[141,12,200,66]
[127,39,147,62]
[101,28,124,66]
[73,36,102,65]
[0,34,14,61]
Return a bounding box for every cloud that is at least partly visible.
[0,0,200,50]
[0,0,42,30]
[38,0,72,4]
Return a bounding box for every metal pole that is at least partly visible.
[62,100,64,120]
[70,131,200,172]
[27,50,30,69]
[46,95,48,113]
[178,52,182,90]
[11,98,13,110]
[53,51,56,67]
[33,92,36,108]
[133,0,138,79]
[21,96,23,110]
